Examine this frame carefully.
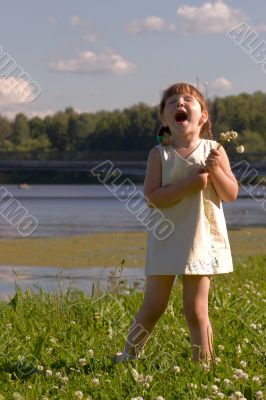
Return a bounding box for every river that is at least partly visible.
[0,184,265,298]
[0,184,265,238]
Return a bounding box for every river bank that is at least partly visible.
[0,227,266,268]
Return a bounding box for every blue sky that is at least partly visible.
[0,0,266,119]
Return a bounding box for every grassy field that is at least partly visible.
[0,255,265,399]
[0,227,266,268]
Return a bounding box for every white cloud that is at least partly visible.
[49,49,136,75]
[210,77,233,91]
[253,23,266,33]
[177,0,246,34]
[81,33,97,43]
[127,16,174,33]
[70,15,90,29]
[0,77,40,106]
[70,15,82,27]
[48,16,56,25]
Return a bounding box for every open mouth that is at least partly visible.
[175,110,187,123]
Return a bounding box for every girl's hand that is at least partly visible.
[188,168,209,192]
[205,149,222,172]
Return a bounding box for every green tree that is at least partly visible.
[0,115,12,147]
[45,112,69,151]
[12,113,30,145]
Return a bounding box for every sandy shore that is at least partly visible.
[0,227,265,268]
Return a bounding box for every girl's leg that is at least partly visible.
[123,275,175,357]
[182,275,213,362]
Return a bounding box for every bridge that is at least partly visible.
[0,151,265,178]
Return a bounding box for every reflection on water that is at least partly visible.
[0,265,146,300]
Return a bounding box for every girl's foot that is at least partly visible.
[113,351,140,364]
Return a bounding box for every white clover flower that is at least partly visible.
[234,391,244,399]
[229,131,238,139]
[61,376,69,384]
[214,378,221,383]
[88,349,94,358]
[255,391,264,399]
[236,145,245,153]
[45,369,52,376]
[156,397,165,400]
[37,365,44,372]
[79,358,87,366]
[218,344,225,351]
[189,383,197,389]
[173,365,180,373]
[91,378,99,386]
[52,385,59,390]
[211,384,219,392]
[201,384,208,390]
[253,376,262,383]
[74,391,83,399]
[55,371,61,377]
[214,357,221,363]
[240,360,247,368]
[233,368,248,380]
[145,375,153,383]
[217,393,225,399]
[201,361,211,372]
[224,378,232,386]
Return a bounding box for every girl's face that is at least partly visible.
[162,93,207,137]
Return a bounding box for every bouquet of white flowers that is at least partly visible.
[217,130,244,153]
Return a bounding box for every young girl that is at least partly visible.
[114,82,238,364]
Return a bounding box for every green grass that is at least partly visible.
[0,256,265,400]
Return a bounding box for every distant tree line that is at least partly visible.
[0,91,266,154]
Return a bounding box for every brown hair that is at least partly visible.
[159,82,212,138]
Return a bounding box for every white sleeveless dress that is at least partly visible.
[145,139,234,276]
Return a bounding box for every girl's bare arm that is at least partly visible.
[205,147,239,202]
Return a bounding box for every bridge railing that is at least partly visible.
[0,151,150,161]
[0,151,265,162]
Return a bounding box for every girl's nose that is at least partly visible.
[177,97,184,106]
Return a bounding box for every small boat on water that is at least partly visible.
[18,183,31,189]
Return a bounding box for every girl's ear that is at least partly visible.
[199,110,208,125]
